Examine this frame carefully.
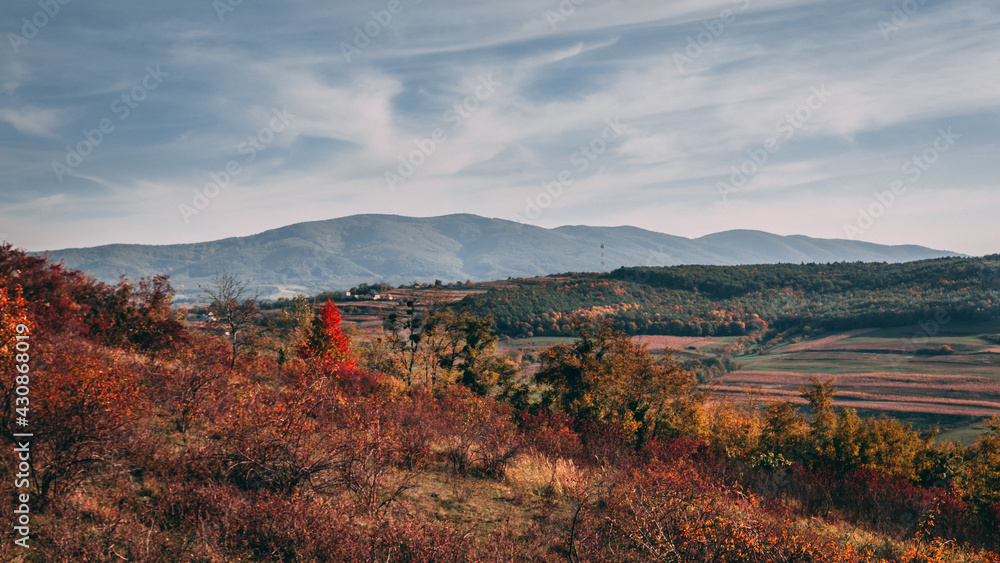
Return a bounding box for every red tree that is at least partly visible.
[297,300,355,369]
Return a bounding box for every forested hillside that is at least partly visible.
[461,257,1000,342]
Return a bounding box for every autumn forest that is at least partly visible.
[2,244,1000,562]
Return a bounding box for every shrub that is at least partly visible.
[518,409,582,461]
[28,338,145,509]
[212,383,332,495]
[842,466,969,540]
[915,345,954,356]
[436,385,523,478]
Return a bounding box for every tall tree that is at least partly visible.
[203,273,260,368]
[438,312,519,399]
[381,298,446,386]
[801,377,839,464]
[962,416,1000,517]
[297,299,355,368]
[535,316,703,446]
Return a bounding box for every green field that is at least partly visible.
[715,321,1000,444]
[735,353,1000,377]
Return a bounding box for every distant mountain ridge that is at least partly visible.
[38,214,962,300]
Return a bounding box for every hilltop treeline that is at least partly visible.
[3,247,1000,561]
[461,257,1000,339]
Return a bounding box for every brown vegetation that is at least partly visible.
[2,246,1000,561]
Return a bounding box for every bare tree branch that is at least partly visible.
[201,273,261,368]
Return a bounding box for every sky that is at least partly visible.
[1,0,998,256]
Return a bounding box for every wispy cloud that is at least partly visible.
[0,0,997,256]
[0,106,62,138]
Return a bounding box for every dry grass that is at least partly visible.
[505,452,583,499]
[792,517,1000,563]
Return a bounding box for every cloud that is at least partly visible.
[0,106,62,139]
[0,0,997,256]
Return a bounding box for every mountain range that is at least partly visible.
[38,214,962,300]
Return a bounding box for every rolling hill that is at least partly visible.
[37,214,962,300]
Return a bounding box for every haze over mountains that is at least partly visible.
[39,214,962,300]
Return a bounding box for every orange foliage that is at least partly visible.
[214,380,328,494]
[28,338,144,507]
[0,280,31,368]
[0,281,32,441]
[574,458,875,562]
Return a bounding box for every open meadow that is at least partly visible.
[710,322,1000,443]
